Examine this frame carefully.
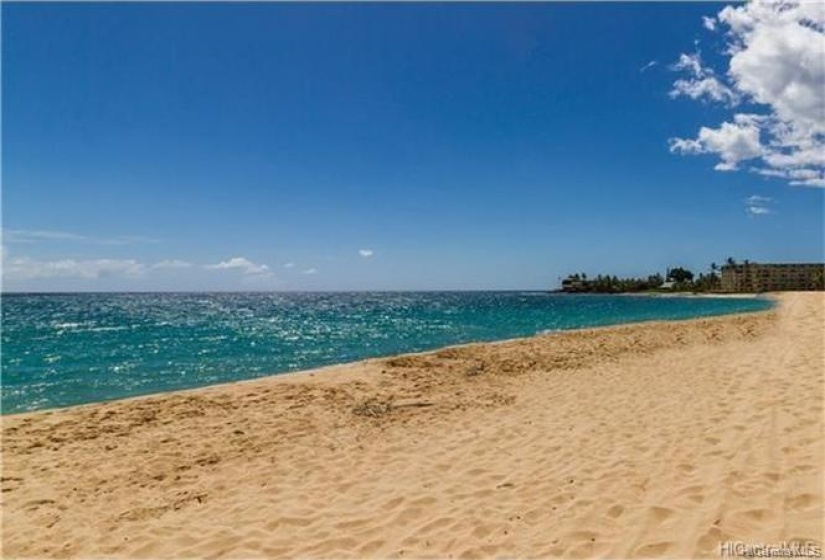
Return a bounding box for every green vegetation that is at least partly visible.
[560,264,720,294]
[814,269,825,291]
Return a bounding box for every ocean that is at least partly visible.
[1,292,772,414]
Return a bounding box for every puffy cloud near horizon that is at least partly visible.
[1,251,290,288]
[358,249,374,258]
[302,268,317,275]
[204,257,271,275]
[284,262,295,269]
[669,1,825,188]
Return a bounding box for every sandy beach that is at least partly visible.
[1,292,822,559]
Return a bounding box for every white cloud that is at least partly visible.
[3,229,86,243]
[205,257,271,276]
[302,268,317,275]
[703,16,717,31]
[745,194,775,216]
[670,76,740,105]
[3,256,144,280]
[673,51,704,76]
[1,251,289,288]
[284,262,295,269]
[640,60,658,73]
[150,259,193,270]
[3,229,158,245]
[669,1,825,188]
[669,53,739,105]
[358,249,374,258]
[670,114,764,170]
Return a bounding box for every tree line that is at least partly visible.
[560,263,725,293]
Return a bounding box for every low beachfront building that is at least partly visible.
[720,262,825,293]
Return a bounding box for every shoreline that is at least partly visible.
[565,290,769,299]
[2,292,821,559]
[3,298,775,419]
[617,291,769,298]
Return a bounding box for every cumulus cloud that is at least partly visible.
[204,257,271,275]
[302,268,317,275]
[670,114,764,170]
[669,53,740,105]
[284,262,295,269]
[3,256,144,280]
[358,249,374,258]
[150,259,193,270]
[745,194,775,216]
[669,1,825,188]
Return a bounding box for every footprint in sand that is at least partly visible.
[606,504,625,519]
[696,526,731,554]
[731,507,774,525]
[785,493,817,511]
[648,506,675,524]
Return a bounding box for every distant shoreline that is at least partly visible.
[611,291,769,299]
[551,288,773,298]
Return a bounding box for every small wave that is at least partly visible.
[53,322,85,329]
[53,323,129,334]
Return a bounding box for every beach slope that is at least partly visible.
[2,292,822,558]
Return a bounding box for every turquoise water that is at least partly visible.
[1,292,772,414]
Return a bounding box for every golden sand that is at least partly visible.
[2,292,822,558]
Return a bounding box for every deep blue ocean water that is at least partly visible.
[1,292,772,414]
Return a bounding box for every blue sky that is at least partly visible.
[2,2,823,291]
